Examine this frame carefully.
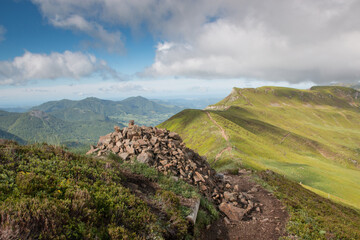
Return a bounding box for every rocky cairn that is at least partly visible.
[87,120,259,222]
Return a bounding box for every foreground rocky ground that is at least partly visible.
[88,121,289,239]
[202,170,288,240]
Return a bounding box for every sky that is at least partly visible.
[0,0,359,107]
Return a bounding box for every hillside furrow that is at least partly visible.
[206,111,229,141]
[206,111,234,161]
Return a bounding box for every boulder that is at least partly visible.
[219,202,246,222]
[119,152,129,160]
[137,151,153,164]
[224,191,236,202]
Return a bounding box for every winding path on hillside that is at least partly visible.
[206,111,232,161]
[206,111,229,141]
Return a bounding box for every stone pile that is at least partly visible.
[87,121,259,222]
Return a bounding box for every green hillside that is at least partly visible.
[32,96,183,126]
[159,86,360,209]
[0,129,26,144]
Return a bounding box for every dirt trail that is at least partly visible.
[215,147,233,160]
[206,112,229,141]
[202,171,289,240]
[206,112,233,161]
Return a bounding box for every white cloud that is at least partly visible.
[31,0,360,84]
[0,25,6,42]
[0,50,117,85]
[50,15,123,53]
[145,19,360,84]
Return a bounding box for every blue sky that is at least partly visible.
[0,0,359,107]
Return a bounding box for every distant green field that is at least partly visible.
[159,86,360,209]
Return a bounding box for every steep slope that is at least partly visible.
[32,96,183,125]
[159,86,360,209]
[0,129,26,144]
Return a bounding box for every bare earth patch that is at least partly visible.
[202,171,289,240]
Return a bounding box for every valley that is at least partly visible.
[0,96,184,148]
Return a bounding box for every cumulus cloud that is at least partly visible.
[31,0,360,84]
[0,25,6,42]
[50,15,123,53]
[0,50,118,85]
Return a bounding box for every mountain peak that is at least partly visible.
[209,85,360,109]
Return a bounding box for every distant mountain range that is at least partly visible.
[159,86,360,209]
[31,96,183,124]
[0,96,184,147]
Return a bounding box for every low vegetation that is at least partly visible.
[0,141,218,239]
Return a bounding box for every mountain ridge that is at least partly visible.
[159,86,360,209]
[31,96,183,123]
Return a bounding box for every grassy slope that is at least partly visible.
[256,170,360,240]
[159,86,360,209]
[0,141,218,239]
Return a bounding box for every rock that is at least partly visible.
[125,145,135,154]
[215,173,225,181]
[219,202,246,222]
[189,161,197,169]
[86,145,98,155]
[180,168,186,177]
[111,146,120,153]
[129,120,135,127]
[137,151,153,164]
[224,217,231,225]
[169,132,181,140]
[114,125,121,132]
[160,160,168,165]
[242,192,254,200]
[118,152,129,160]
[233,184,239,191]
[98,133,112,145]
[193,171,205,182]
[249,186,258,193]
[137,139,147,146]
[171,176,179,182]
[150,137,158,146]
[224,191,236,202]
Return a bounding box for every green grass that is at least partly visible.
[159,86,360,209]
[0,141,218,239]
[254,170,360,240]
